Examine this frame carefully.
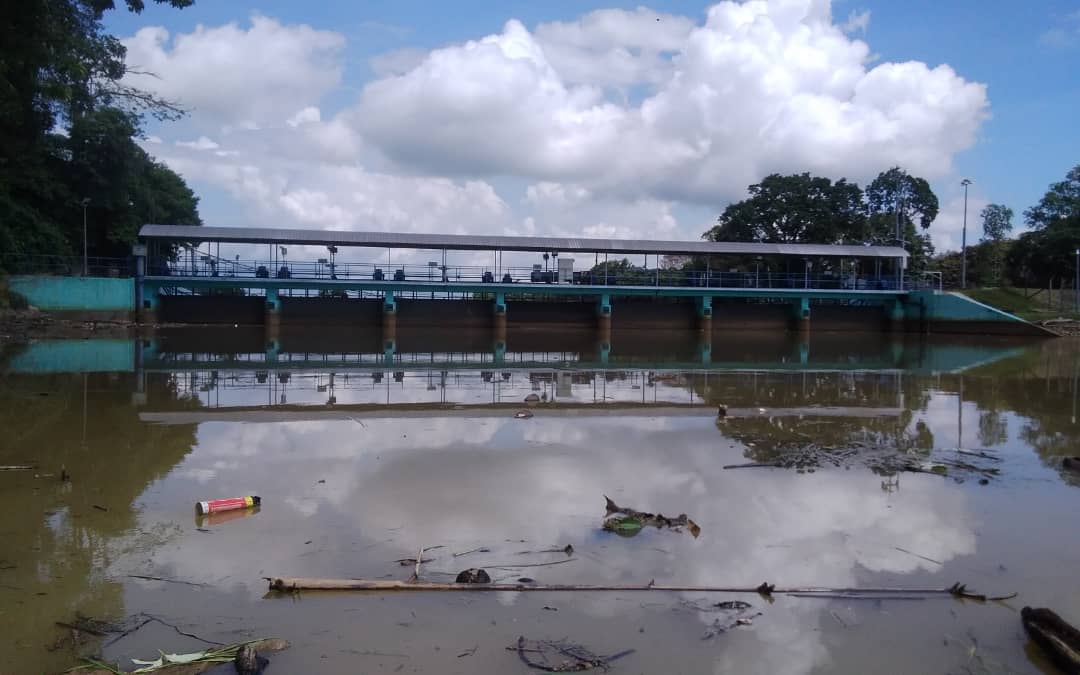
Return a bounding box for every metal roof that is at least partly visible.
[138,224,908,258]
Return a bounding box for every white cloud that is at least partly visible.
[130,1,990,246]
[1039,9,1080,48]
[355,1,988,206]
[840,9,871,34]
[122,15,344,128]
[286,106,321,128]
[175,135,219,151]
[145,135,163,144]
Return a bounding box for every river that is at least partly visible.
[1,330,1078,674]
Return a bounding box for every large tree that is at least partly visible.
[0,0,197,267]
[864,167,939,270]
[977,203,1014,286]
[705,173,866,244]
[1006,164,1080,288]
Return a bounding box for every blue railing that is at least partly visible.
[1,254,134,277]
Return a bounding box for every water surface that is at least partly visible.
[2,332,1079,674]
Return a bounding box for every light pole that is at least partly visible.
[80,198,90,276]
[1075,248,1079,315]
[961,178,972,289]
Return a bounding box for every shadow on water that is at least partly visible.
[1,328,1079,673]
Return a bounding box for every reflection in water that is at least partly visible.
[1,334,1079,674]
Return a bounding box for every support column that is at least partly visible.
[597,293,612,331]
[139,284,160,325]
[888,298,906,332]
[791,297,810,333]
[383,338,396,367]
[265,288,281,343]
[133,244,146,323]
[265,338,280,363]
[698,333,712,364]
[493,339,506,365]
[696,296,713,333]
[382,289,397,341]
[494,291,507,342]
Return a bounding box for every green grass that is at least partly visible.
[959,287,1075,322]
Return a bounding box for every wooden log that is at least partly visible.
[265,577,988,597]
[1021,606,1080,674]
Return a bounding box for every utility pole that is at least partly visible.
[961,178,972,289]
[80,198,90,276]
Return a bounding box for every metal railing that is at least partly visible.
[0,254,134,277]
[150,256,914,291]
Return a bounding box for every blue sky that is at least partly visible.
[105,0,1080,252]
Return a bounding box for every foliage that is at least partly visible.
[705,167,939,272]
[981,203,1014,241]
[705,173,866,244]
[0,0,198,267]
[1006,164,1080,288]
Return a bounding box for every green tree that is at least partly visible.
[705,173,866,244]
[0,0,197,267]
[864,167,939,271]
[977,204,1013,286]
[1006,165,1080,288]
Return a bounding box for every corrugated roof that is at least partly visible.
[138,224,908,258]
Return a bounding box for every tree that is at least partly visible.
[1024,165,1080,230]
[1006,165,1080,288]
[980,204,1014,241]
[705,173,866,244]
[864,167,939,270]
[0,0,197,267]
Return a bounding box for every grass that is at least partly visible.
[959,287,1077,322]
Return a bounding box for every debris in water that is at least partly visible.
[195,495,260,515]
[92,505,108,512]
[515,410,534,419]
[524,393,540,403]
[1063,457,1080,473]
[0,464,36,471]
[70,638,289,674]
[602,496,701,538]
[1021,606,1080,673]
[510,636,634,672]
[455,568,491,584]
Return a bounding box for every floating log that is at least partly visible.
[266,577,1002,599]
[1021,606,1080,674]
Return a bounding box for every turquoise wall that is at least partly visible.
[8,276,133,311]
[905,290,1024,322]
[7,339,134,373]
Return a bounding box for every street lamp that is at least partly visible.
[80,198,90,276]
[961,178,972,289]
[1075,248,1079,315]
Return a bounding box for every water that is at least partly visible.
[2,331,1079,674]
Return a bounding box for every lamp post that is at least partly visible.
[80,198,90,276]
[961,178,972,289]
[1075,248,1079,315]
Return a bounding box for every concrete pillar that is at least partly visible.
[265,288,281,342]
[139,284,160,325]
[265,338,280,363]
[597,293,612,333]
[494,291,507,341]
[698,333,712,364]
[696,296,713,333]
[791,297,810,333]
[797,336,810,364]
[382,289,397,340]
[383,338,396,367]
[888,298,906,332]
[493,339,506,365]
[597,338,611,365]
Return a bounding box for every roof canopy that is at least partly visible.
[139,224,909,259]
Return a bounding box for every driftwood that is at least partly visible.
[0,465,35,471]
[1021,606,1080,674]
[266,577,1008,600]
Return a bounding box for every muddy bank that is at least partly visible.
[0,308,137,343]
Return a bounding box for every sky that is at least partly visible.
[104,0,1080,256]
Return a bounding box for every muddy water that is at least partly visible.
[2,333,1080,674]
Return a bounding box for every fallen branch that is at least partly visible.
[127,575,208,588]
[266,577,1010,600]
[722,463,779,470]
[0,465,36,471]
[893,547,943,565]
[487,559,578,570]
